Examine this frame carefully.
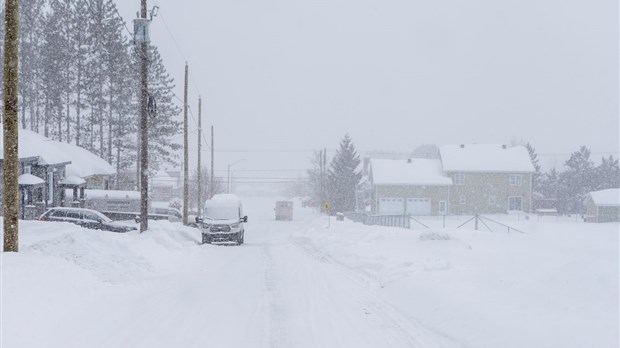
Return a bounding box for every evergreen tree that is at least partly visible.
[141,45,182,170]
[327,135,362,213]
[558,146,595,213]
[594,155,620,190]
[526,143,543,199]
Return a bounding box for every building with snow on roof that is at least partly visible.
[365,144,535,216]
[584,188,620,223]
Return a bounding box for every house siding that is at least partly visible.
[446,172,532,215]
[374,185,450,215]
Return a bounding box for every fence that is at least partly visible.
[344,211,525,233]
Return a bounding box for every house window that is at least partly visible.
[459,195,466,205]
[488,195,496,205]
[24,165,32,175]
[438,201,447,215]
[509,196,523,211]
[509,174,523,186]
[454,174,465,185]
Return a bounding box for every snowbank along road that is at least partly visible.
[2,197,617,348]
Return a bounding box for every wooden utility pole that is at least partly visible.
[210,126,214,199]
[197,96,202,216]
[3,0,20,252]
[182,63,189,225]
[139,0,149,232]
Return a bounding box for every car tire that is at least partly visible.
[202,235,211,244]
[238,231,244,245]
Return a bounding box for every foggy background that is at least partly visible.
[116,0,618,191]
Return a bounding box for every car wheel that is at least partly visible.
[238,231,244,245]
[202,235,210,244]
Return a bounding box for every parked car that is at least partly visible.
[39,207,137,233]
[198,194,248,245]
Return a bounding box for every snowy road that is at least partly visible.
[3,197,617,348]
[2,199,462,348]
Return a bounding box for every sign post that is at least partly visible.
[323,202,330,229]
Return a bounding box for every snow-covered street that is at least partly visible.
[1,197,618,348]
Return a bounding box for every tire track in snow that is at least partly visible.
[289,235,469,348]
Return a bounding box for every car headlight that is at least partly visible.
[230,222,239,229]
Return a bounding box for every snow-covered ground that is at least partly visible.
[1,197,618,348]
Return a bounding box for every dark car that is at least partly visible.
[39,207,137,233]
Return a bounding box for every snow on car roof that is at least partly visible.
[440,144,535,173]
[589,188,620,207]
[84,189,141,200]
[370,158,452,186]
[205,194,242,207]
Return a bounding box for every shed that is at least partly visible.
[584,189,620,223]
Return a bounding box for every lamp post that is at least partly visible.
[227,159,245,193]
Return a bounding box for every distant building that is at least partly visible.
[365,144,535,216]
[584,189,620,223]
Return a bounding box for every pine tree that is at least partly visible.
[526,143,543,200]
[327,135,362,214]
[559,146,595,213]
[594,155,620,190]
[141,45,182,170]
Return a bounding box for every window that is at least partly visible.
[459,196,466,205]
[454,174,465,185]
[47,172,54,204]
[438,201,447,215]
[24,165,32,175]
[488,195,496,205]
[509,174,523,186]
[509,196,523,211]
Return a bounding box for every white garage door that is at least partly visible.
[406,198,431,216]
[379,197,404,215]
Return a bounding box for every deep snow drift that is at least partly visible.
[1,197,618,348]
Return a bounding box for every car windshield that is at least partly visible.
[204,207,238,220]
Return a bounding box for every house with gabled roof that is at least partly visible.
[365,144,535,216]
[439,144,535,215]
[369,158,452,215]
[0,129,116,219]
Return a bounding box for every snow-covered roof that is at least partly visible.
[588,189,620,207]
[60,175,87,186]
[0,129,114,178]
[152,170,178,188]
[53,142,115,178]
[370,159,452,186]
[205,194,242,207]
[84,189,141,200]
[439,144,535,173]
[0,129,71,165]
[18,174,45,186]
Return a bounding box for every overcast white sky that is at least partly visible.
[117,0,618,177]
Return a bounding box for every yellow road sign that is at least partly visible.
[323,202,330,211]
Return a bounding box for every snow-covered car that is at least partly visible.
[198,194,248,245]
[39,207,137,233]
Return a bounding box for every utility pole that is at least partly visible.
[210,126,214,199]
[136,0,150,232]
[182,63,189,225]
[197,96,202,217]
[3,0,19,252]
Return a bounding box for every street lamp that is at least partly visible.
[227,159,245,193]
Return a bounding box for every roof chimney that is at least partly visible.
[460,144,465,149]
[502,144,507,149]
